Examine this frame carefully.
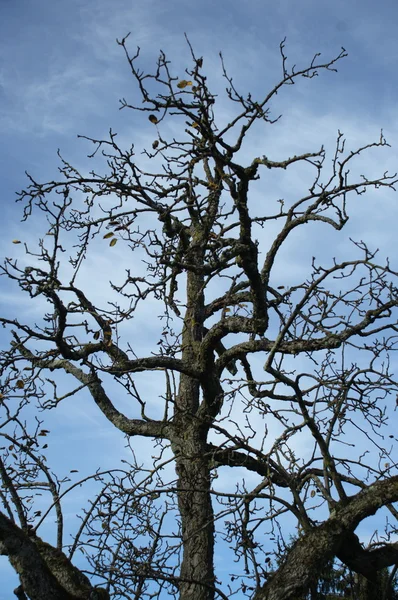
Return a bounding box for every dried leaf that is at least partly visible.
[152,140,159,149]
[16,380,25,389]
[12,240,21,244]
[38,429,50,437]
[109,238,118,247]
[93,331,101,340]
[149,114,158,124]
[103,232,115,239]
[177,80,192,89]
[310,490,316,498]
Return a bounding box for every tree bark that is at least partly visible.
[174,411,215,600]
[0,513,77,600]
[254,476,398,600]
[174,262,215,600]
[0,512,109,600]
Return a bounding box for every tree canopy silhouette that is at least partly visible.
[1,35,398,600]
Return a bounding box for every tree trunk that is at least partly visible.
[175,421,215,600]
[173,260,215,599]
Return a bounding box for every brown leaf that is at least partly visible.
[149,114,158,124]
[152,140,159,149]
[38,429,50,437]
[15,380,25,389]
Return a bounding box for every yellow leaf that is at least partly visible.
[12,240,21,244]
[109,238,118,247]
[148,114,158,124]
[310,490,316,498]
[177,80,192,89]
[190,122,200,128]
[103,232,114,239]
[16,380,25,389]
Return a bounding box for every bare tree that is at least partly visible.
[1,35,398,600]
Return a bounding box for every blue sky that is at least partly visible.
[1,0,398,598]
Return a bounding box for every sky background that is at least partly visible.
[1,0,398,598]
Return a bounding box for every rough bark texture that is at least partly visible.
[0,513,109,600]
[255,477,398,600]
[0,513,80,599]
[174,419,215,600]
[173,265,215,600]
